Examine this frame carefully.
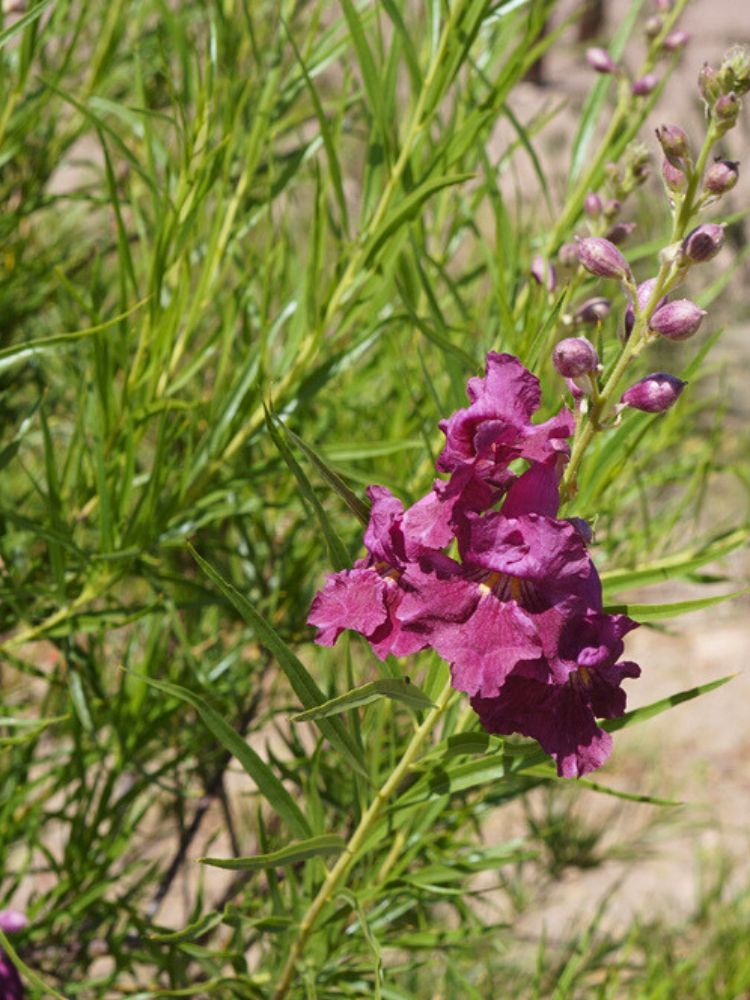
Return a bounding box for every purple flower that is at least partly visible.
[531,254,557,292]
[553,337,599,377]
[682,223,725,263]
[633,73,658,96]
[586,47,617,75]
[704,159,739,195]
[308,486,450,659]
[472,610,640,777]
[436,352,574,477]
[624,277,669,339]
[662,29,690,52]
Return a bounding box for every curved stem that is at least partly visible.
[272,679,455,1000]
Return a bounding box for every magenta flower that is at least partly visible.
[437,352,574,476]
[471,610,640,777]
[0,909,25,1000]
[307,485,451,659]
[307,352,641,778]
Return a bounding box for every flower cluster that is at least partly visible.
[308,353,641,778]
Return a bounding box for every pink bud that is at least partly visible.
[0,911,26,934]
[704,159,739,195]
[576,237,632,281]
[574,297,611,324]
[698,63,721,104]
[662,158,687,193]
[656,124,690,167]
[605,221,636,245]
[584,192,603,217]
[624,277,669,338]
[558,242,579,268]
[662,30,690,51]
[530,254,557,292]
[682,223,725,263]
[714,92,740,131]
[552,337,599,377]
[649,299,706,340]
[586,47,617,74]
[633,73,658,96]
[621,372,686,412]
[644,15,663,37]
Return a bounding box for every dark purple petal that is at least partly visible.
[307,568,389,647]
[500,463,560,519]
[363,485,407,565]
[0,953,23,1000]
[433,594,540,698]
[472,676,613,778]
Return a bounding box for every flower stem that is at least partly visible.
[272,679,455,1000]
[560,119,721,502]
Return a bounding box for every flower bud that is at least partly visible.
[603,198,621,219]
[584,192,603,217]
[698,63,721,104]
[662,30,690,52]
[656,124,690,167]
[605,221,636,245]
[703,158,739,195]
[624,277,668,338]
[644,15,663,37]
[662,158,687,193]
[530,254,557,292]
[633,73,658,96]
[649,299,706,340]
[0,912,27,934]
[576,237,632,281]
[719,45,750,96]
[714,92,740,133]
[574,297,611,324]
[682,223,725,263]
[557,242,579,268]
[586,47,617,74]
[621,372,686,412]
[566,517,594,545]
[553,337,599,377]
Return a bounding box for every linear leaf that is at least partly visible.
[363,173,474,266]
[285,427,371,525]
[135,673,311,839]
[199,834,346,871]
[603,674,735,733]
[292,678,434,722]
[605,589,747,621]
[188,547,367,777]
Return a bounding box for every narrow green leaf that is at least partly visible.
[364,173,474,266]
[199,834,346,871]
[150,910,226,943]
[188,547,367,777]
[135,673,311,839]
[340,0,390,160]
[0,927,67,1000]
[605,589,747,621]
[603,674,735,733]
[0,0,55,49]
[284,427,371,525]
[292,678,434,722]
[521,764,680,806]
[265,406,350,571]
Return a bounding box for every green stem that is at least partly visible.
[560,118,720,501]
[272,679,455,1000]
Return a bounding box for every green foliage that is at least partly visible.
[0,1,747,997]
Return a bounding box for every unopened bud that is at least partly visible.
[719,46,750,96]
[530,254,557,292]
[621,372,686,412]
[566,517,594,545]
[714,92,741,133]
[605,221,636,245]
[656,124,690,167]
[633,73,658,96]
[644,15,663,37]
[576,237,632,281]
[624,278,668,339]
[649,299,706,340]
[586,47,617,75]
[698,63,721,104]
[661,159,688,193]
[682,223,725,263]
[584,192,603,217]
[558,242,579,268]
[553,337,599,377]
[0,911,26,934]
[662,30,690,52]
[704,159,739,195]
[603,198,621,219]
[574,297,611,324]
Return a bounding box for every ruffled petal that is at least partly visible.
[307,568,389,647]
